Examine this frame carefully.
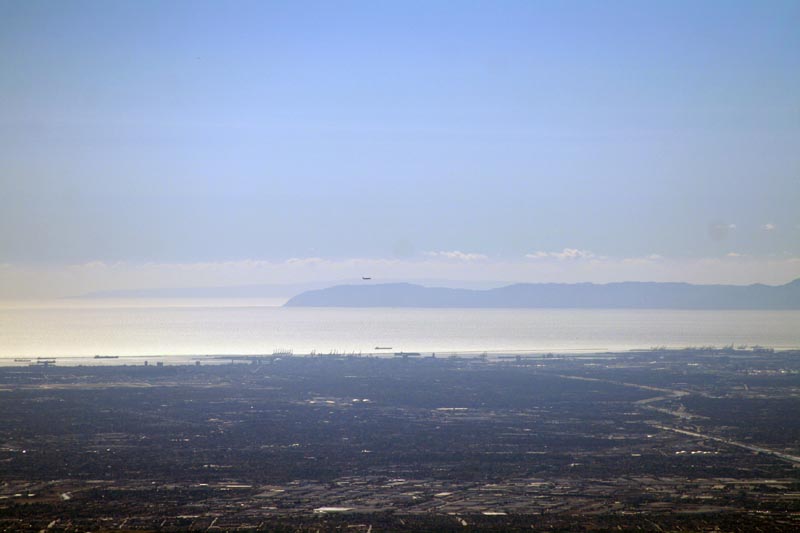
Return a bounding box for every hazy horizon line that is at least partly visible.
[2,253,800,300]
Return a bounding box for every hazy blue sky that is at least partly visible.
[1,1,799,295]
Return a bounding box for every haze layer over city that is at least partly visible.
[1,1,799,531]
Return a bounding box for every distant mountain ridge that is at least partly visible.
[284,279,800,309]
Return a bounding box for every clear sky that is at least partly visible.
[1,1,799,296]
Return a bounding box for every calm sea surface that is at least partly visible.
[1,299,799,364]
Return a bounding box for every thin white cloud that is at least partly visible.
[762,223,776,231]
[424,250,488,261]
[708,222,737,242]
[68,261,111,270]
[621,254,664,265]
[525,248,596,260]
[285,257,325,266]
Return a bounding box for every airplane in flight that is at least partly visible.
[362,276,372,280]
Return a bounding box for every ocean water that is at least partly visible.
[0,298,798,364]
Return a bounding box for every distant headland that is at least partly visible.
[284,279,800,310]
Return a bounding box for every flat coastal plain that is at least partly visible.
[1,350,799,531]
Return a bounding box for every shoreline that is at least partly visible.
[2,345,798,367]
